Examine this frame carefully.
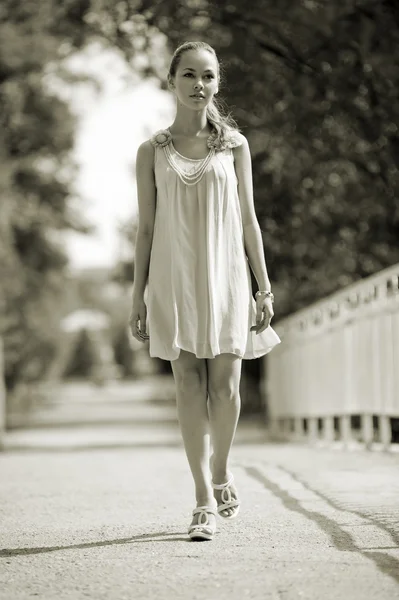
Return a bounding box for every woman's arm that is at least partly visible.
[132,140,156,301]
[233,135,271,292]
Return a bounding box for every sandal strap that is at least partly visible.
[188,525,213,536]
[189,506,216,535]
[217,500,240,513]
[188,522,213,531]
[211,475,234,490]
[212,476,240,513]
[192,506,217,519]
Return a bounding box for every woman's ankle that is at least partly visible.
[209,454,226,478]
[195,485,215,507]
[211,465,231,484]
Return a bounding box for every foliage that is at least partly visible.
[112,323,135,377]
[84,0,399,317]
[0,1,91,392]
[112,221,137,284]
[2,0,399,400]
[63,328,99,378]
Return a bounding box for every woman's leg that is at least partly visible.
[207,353,242,517]
[170,350,215,510]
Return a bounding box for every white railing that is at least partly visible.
[264,263,399,450]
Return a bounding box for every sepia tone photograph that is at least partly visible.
[0,1,398,599]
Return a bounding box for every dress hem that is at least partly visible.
[149,340,280,361]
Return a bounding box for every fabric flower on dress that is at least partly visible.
[206,129,242,152]
[151,129,172,148]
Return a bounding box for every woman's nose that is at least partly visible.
[194,81,203,90]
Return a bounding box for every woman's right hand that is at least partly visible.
[129,298,149,343]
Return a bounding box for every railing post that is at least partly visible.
[294,417,305,440]
[322,416,335,443]
[278,418,291,440]
[361,414,374,450]
[378,415,391,451]
[269,418,280,440]
[339,415,352,447]
[308,417,318,443]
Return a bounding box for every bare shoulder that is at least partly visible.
[232,132,250,160]
[232,131,248,146]
[136,139,155,162]
[232,131,249,148]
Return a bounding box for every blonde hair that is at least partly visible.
[168,41,239,148]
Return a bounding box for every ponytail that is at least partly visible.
[206,98,240,150]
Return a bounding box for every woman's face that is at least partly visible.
[171,49,219,109]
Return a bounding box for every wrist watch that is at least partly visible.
[255,290,274,303]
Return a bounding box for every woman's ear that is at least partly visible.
[167,74,175,90]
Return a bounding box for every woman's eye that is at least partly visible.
[184,73,194,77]
[206,75,215,79]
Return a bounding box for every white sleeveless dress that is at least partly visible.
[146,129,281,361]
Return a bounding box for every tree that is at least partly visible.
[86,0,398,412]
[2,0,398,403]
[63,328,99,379]
[86,0,399,317]
[0,1,92,393]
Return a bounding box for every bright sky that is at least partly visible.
[59,43,174,271]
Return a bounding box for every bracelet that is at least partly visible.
[255,290,274,303]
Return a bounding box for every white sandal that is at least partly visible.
[212,476,241,520]
[188,506,217,541]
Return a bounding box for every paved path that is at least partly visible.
[1,378,398,600]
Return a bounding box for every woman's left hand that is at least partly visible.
[250,296,274,334]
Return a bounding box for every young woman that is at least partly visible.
[129,41,280,541]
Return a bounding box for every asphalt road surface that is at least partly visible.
[1,378,398,600]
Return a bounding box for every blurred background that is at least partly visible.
[1,0,398,430]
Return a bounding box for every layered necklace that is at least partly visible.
[152,129,215,186]
[164,143,215,186]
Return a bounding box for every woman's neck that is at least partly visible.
[170,105,210,137]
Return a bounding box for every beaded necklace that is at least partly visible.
[164,143,215,186]
[151,129,215,187]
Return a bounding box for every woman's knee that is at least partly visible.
[207,376,239,403]
[171,353,207,396]
[176,370,207,396]
[207,355,241,402]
